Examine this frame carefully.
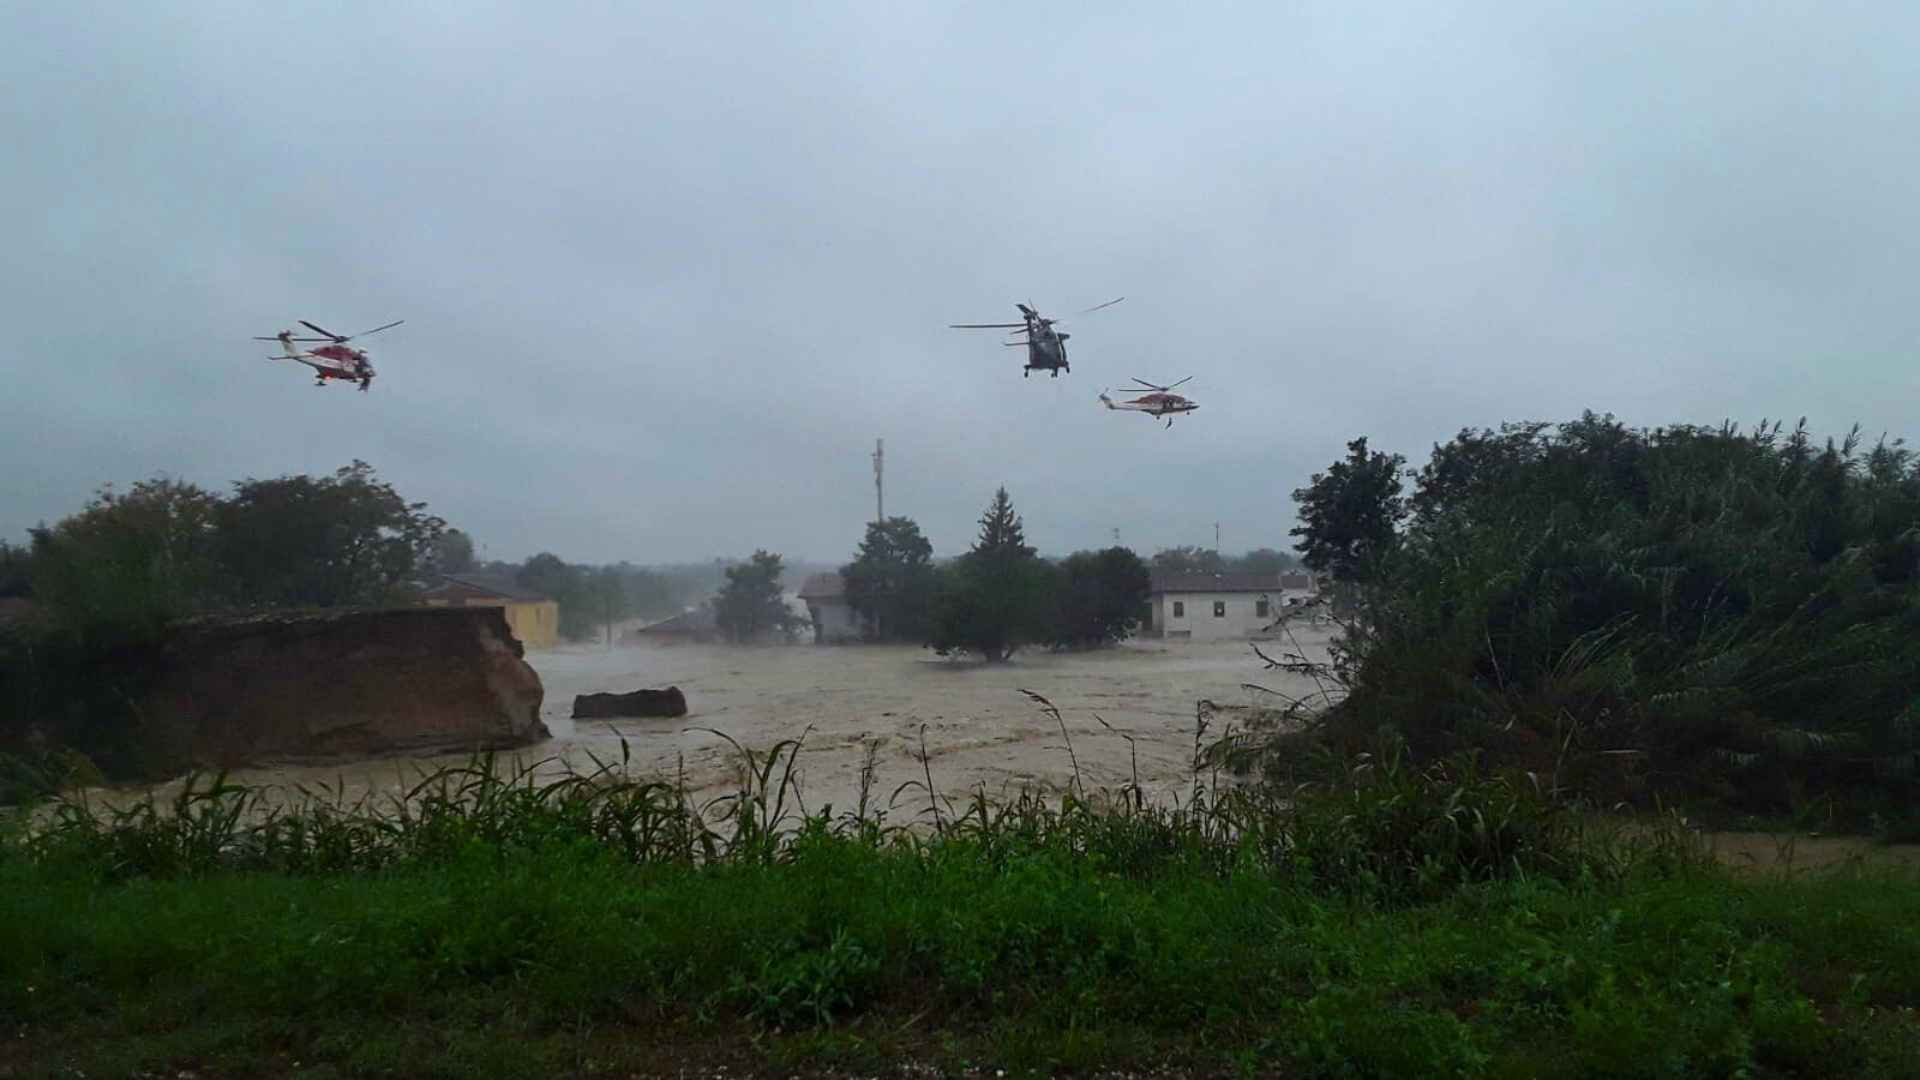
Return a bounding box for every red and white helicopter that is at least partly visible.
[1099,377,1198,429]
[253,319,403,391]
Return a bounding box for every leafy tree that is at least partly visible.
[928,488,1055,662]
[215,462,445,609]
[426,528,477,575]
[1151,545,1225,576]
[0,542,28,598]
[1290,437,1407,583]
[517,553,596,640]
[1408,421,1552,528]
[1051,546,1151,649]
[28,477,224,627]
[502,556,675,641]
[604,562,672,621]
[841,516,937,642]
[1233,547,1299,576]
[712,550,798,643]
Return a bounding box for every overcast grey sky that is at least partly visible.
[5,2,1917,565]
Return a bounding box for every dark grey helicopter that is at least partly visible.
[949,297,1124,378]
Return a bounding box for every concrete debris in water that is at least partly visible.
[572,686,689,719]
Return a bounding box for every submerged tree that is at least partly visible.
[517,553,597,640]
[928,488,1055,662]
[841,516,937,642]
[1151,545,1225,576]
[1233,547,1300,576]
[1051,546,1151,649]
[713,550,798,643]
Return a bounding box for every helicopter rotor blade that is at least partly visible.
[299,320,345,341]
[1076,296,1125,315]
[1131,378,1165,390]
[1167,376,1194,389]
[950,322,1026,329]
[351,319,405,338]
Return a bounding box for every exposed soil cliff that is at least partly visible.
[141,607,548,766]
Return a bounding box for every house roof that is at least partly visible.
[797,572,846,600]
[1150,571,1292,595]
[1279,571,1315,591]
[421,573,552,603]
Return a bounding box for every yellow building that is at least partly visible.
[420,574,561,650]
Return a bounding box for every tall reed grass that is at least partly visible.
[7,691,1695,900]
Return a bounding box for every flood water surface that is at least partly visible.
[113,633,1335,816]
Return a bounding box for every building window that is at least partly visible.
[1172,601,1185,618]
[1213,601,1226,618]
[1256,599,1270,618]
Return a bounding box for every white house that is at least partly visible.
[798,572,862,644]
[1148,571,1317,640]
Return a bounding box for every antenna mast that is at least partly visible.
[872,438,884,525]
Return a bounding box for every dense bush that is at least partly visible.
[1286,413,1920,823]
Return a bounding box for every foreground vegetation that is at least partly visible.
[1281,415,1920,831]
[5,729,1916,1079]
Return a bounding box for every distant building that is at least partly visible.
[1147,570,1317,641]
[623,606,719,645]
[797,572,861,644]
[419,574,560,650]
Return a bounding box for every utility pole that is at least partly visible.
[872,438,884,525]
[1214,521,1221,553]
[1112,527,1121,546]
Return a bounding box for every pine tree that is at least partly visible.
[928,487,1055,662]
[972,487,1034,562]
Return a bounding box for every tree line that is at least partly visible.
[0,462,742,644]
[704,487,1298,658]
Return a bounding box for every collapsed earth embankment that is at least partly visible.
[139,606,548,765]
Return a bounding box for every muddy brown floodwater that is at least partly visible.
[112,632,1336,816]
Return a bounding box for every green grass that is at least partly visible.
[3,843,1916,1078]
[3,728,1916,1078]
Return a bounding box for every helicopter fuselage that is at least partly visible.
[1101,391,1196,417]
[271,332,374,388]
[1020,319,1070,377]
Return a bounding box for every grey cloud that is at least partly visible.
[6,2,1917,564]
